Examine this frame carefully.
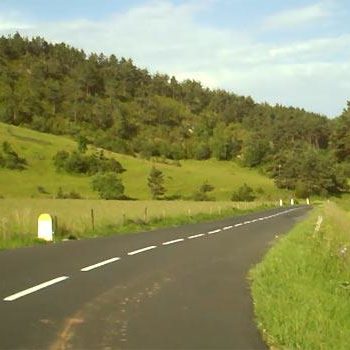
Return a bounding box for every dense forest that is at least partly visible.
[0,33,350,196]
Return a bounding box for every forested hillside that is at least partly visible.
[0,33,349,196]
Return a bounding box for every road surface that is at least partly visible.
[0,206,310,349]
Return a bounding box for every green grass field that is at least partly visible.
[250,202,350,349]
[0,122,288,201]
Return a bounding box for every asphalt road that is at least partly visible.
[0,206,310,350]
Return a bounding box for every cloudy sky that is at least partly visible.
[0,0,349,117]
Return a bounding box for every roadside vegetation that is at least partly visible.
[0,198,273,250]
[250,202,350,349]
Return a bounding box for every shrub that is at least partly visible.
[53,150,126,175]
[231,183,255,201]
[53,150,69,171]
[37,186,49,194]
[295,181,310,199]
[194,142,211,160]
[192,181,215,201]
[0,141,27,170]
[56,187,82,199]
[92,172,125,200]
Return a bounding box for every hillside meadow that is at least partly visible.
[0,122,288,201]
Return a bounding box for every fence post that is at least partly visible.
[144,207,148,222]
[91,209,95,231]
[54,215,58,236]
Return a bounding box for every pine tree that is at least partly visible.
[147,166,166,199]
[77,135,88,153]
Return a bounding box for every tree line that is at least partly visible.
[1,33,350,196]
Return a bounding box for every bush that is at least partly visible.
[255,187,265,194]
[92,172,125,200]
[66,190,82,199]
[164,193,183,200]
[53,150,69,170]
[0,141,27,170]
[192,181,215,201]
[194,142,211,160]
[53,150,126,175]
[37,186,49,194]
[295,181,310,199]
[231,183,255,201]
[56,187,82,199]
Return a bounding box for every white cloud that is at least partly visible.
[218,62,350,117]
[262,2,331,30]
[0,0,348,117]
[0,13,31,30]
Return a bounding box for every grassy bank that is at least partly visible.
[0,122,287,200]
[250,203,350,349]
[0,198,273,250]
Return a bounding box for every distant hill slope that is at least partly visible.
[0,34,331,165]
[0,123,284,200]
[1,34,349,197]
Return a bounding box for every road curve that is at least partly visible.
[0,206,310,349]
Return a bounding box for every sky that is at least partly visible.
[0,0,349,117]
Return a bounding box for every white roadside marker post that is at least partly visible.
[38,213,53,241]
[306,198,310,205]
[290,198,294,206]
[279,199,283,207]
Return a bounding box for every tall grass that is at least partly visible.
[250,202,350,349]
[0,198,274,249]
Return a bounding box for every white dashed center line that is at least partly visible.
[188,233,205,239]
[128,246,157,256]
[81,257,120,272]
[208,229,221,234]
[223,226,233,230]
[162,238,184,246]
[234,223,243,227]
[3,276,69,302]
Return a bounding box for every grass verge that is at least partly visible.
[0,199,274,250]
[249,202,350,350]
